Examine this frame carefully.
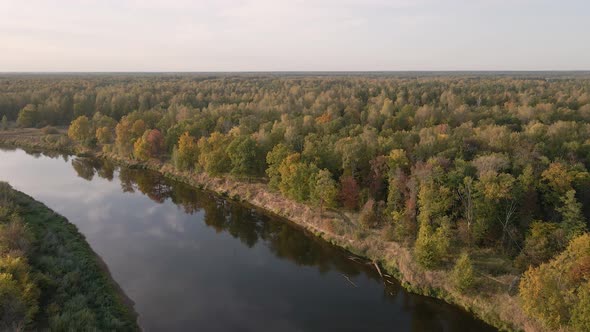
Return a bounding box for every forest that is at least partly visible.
[1,73,590,330]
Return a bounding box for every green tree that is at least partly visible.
[226,136,261,177]
[558,190,587,240]
[571,281,590,331]
[451,252,476,292]
[266,144,291,190]
[197,133,231,175]
[16,104,39,128]
[278,153,319,202]
[1,115,7,130]
[415,221,438,268]
[310,169,338,214]
[516,221,565,269]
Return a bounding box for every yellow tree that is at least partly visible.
[175,132,198,170]
[68,116,92,142]
[133,131,151,161]
[95,126,113,145]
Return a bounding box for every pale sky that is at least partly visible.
[1,0,589,71]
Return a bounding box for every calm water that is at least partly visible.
[0,148,496,332]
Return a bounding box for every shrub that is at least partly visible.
[42,126,59,135]
[359,199,378,228]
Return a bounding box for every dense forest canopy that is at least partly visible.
[2,73,590,329]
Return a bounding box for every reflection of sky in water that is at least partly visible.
[0,148,495,332]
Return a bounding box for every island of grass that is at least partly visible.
[0,182,138,331]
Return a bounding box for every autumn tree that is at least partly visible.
[133,130,151,161]
[175,132,198,170]
[339,175,360,210]
[68,116,93,143]
[95,126,113,145]
[131,119,147,139]
[520,233,590,330]
[115,118,134,156]
[147,129,164,156]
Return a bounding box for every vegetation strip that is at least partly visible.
[0,180,139,331]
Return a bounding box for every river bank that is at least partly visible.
[0,128,542,331]
[0,180,139,330]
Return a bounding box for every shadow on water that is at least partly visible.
[3,147,497,332]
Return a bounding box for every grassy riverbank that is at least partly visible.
[0,177,138,330]
[0,128,542,331]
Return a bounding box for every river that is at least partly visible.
[0,148,496,332]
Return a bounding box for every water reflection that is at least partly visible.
[0,147,496,332]
[71,156,371,277]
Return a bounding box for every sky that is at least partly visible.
[1,0,589,72]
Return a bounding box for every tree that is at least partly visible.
[68,116,93,142]
[145,129,164,157]
[175,132,198,170]
[451,252,476,292]
[310,169,338,214]
[278,153,319,202]
[520,233,590,330]
[541,162,576,218]
[95,126,113,145]
[339,175,360,210]
[266,144,291,190]
[197,132,231,175]
[226,136,261,177]
[115,119,133,156]
[16,104,39,128]
[558,190,587,240]
[571,281,590,331]
[133,130,151,161]
[1,115,7,130]
[415,221,437,268]
[131,119,146,139]
[516,221,565,269]
[133,129,164,161]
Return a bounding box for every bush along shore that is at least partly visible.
[0,127,554,332]
[0,177,139,331]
